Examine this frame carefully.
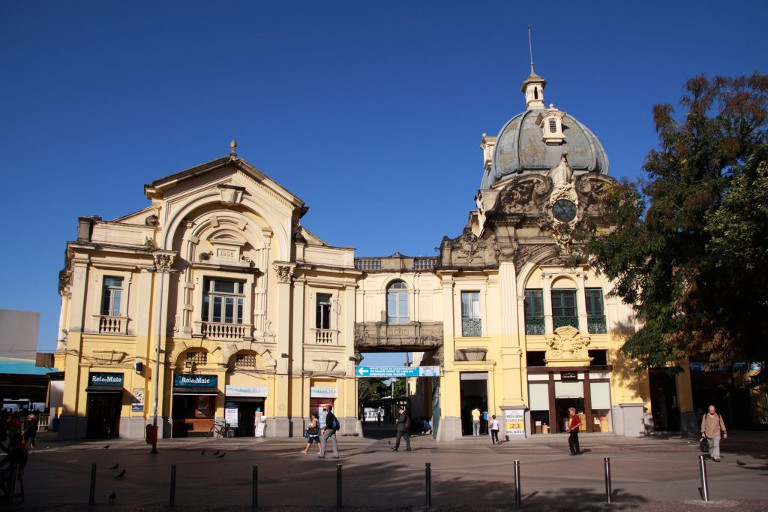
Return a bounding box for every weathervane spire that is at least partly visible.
[528,25,535,75]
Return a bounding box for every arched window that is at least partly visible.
[534,87,539,100]
[387,281,409,324]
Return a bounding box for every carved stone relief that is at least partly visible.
[545,325,592,366]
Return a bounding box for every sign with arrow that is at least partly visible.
[355,366,442,378]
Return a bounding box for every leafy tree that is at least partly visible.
[586,73,768,369]
[358,378,388,402]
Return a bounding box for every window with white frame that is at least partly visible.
[202,278,245,324]
[386,281,409,324]
[101,277,123,317]
[316,293,332,329]
[461,291,481,337]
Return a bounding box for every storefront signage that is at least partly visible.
[132,388,145,412]
[310,387,338,398]
[174,374,217,387]
[355,366,442,378]
[560,371,578,381]
[89,373,124,387]
[226,385,268,397]
[504,409,525,436]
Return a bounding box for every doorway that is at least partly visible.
[649,369,680,431]
[86,393,121,438]
[460,372,487,435]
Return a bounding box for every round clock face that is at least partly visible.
[552,199,577,222]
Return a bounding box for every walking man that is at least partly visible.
[392,406,412,451]
[700,405,727,462]
[319,406,339,459]
[489,414,500,444]
[471,406,481,436]
[566,407,581,455]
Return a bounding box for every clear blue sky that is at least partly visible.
[1,1,765,361]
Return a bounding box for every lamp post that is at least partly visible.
[148,255,177,454]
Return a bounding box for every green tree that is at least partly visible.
[586,73,768,369]
[358,378,388,402]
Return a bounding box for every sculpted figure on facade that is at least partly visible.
[545,325,592,363]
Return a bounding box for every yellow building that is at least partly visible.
[55,70,695,440]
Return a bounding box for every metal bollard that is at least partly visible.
[425,463,432,508]
[252,464,258,508]
[170,464,177,507]
[89,463,97,505]
[336,464,342,508]
[513,460,521,508]
[604,457,612,504]
[699,455,709,502]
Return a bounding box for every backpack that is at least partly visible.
[332,416,340,430]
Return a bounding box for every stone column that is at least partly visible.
[271,263,294,437]
[499,262,524,407]
[289,276,306,436]
[542,274,553,335]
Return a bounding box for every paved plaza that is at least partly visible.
[13,430,768,511]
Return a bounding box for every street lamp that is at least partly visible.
[147,258,178,454]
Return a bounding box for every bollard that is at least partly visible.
[699,455,709,502]
[170,464,177,507]
[89,463,97,505]
[425,463,432,508]
[252,464,258,508]
[336,464,342,508]
[604,457,612,504]
[513,460,521,508]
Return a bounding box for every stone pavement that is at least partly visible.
[14,430,768,511]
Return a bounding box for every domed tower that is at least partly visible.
[480,67,609,190]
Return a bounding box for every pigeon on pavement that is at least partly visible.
[109,491,116,503]
[109,463,119,470]
[213,450,220,455]
[216,452,226,459]
[103,444,110,449]
[736,459,747,466]
[114,469,126,479]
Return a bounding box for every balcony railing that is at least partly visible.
[96,315,128,334]
[553,316,579,330]
[413,258,437,271]
[200,322,249,340]
[588,315,607,334]
[312,328,338,345]
[355,258,382,271]
[525,316,545,335]
[461,318,482,337]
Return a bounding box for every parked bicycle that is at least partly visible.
[208,420,234,438]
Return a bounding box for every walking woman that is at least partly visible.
[302,412,321,455]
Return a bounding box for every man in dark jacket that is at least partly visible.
[319,406,339,459]
[392,406,412,452]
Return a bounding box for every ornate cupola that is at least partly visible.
[521,70,546,110]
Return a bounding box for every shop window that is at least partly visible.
[588,349,607,366]
[585,288,607,333]
[528,382,551,434]
[101,277,123,317]
[526,351,546,367]
[316,293,332,329]
[202,278,245,324]
[386,281,409,324]
[589,381,612,432]
[524,289,544,334]
[551,289,578,329]
[185,350,207,369]
[461,291,481,337]
[235,353,257,369]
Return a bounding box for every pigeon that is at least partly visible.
[109,463,119,470]
[736,459,747,466]
[200,449,206,455]
[103,444,110,449]
[114,469,126,479]
[213,450,220,455]
[216,452,226,459]
[108,491,116,503]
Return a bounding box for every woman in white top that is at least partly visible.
[489,415,500,445]
[302,412,321,455]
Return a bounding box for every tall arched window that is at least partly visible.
[387,281,409,324]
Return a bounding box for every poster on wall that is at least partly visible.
[225,403,239,427]
[505,409,525,436]
[131,388,145,413]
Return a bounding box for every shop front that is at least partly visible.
[86,372,124,438]
[224,385,267,437]
[310,385,337,425]
[527,367,612,434]
[172,374,218,437]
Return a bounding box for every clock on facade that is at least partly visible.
[552,199,577,222]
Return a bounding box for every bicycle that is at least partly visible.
[208,420,234,438]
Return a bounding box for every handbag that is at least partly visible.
[303,429,309,438]
[699,437,709,453]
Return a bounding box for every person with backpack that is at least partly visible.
[700,405,728,462]
[319,406,339,459]
[392,406,412,452]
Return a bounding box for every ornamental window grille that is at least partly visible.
[235,353,257,369]
[185,350,207,368]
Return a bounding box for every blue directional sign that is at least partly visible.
[355,366,442,378]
